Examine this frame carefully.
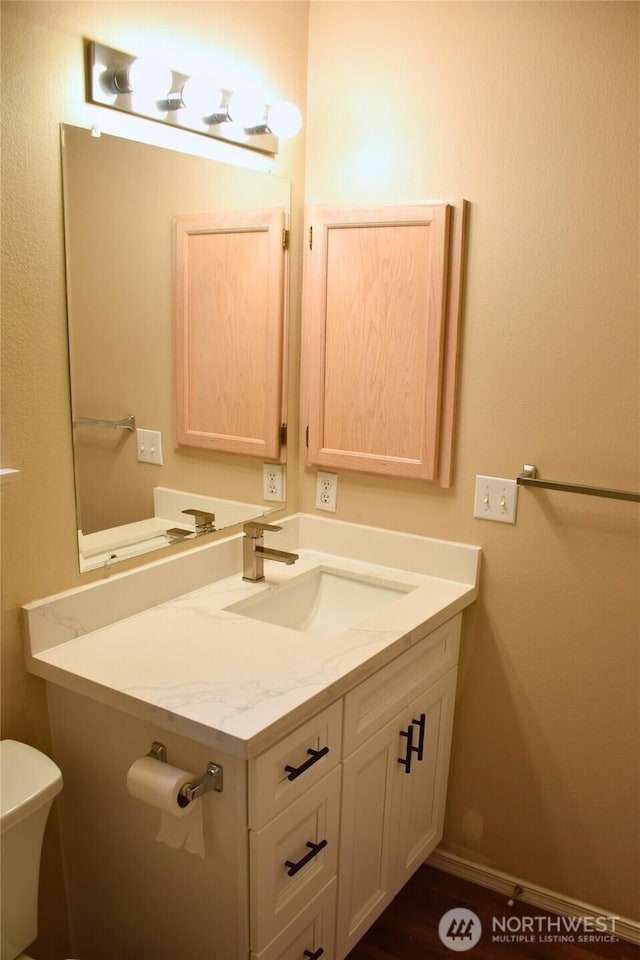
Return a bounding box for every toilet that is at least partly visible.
[0,739,64,960]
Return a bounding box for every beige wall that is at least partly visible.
[1,0,638,953]
[0,2,307,955]
[303,0,639,921]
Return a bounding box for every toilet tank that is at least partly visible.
[0,740,63,960]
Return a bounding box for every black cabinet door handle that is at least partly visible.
[284,746,329,781]
[303,949,324,959]
[412,713,426,761]
[398,714,427,773]
[285,838,328,877]
[397,725,414,774]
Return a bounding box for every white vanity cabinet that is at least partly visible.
[336,615,461,958]
[25,516,480,960]
[43,615,462,960]
[246,615,461,960]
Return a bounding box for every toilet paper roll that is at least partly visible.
[157,804,204,857]
[126,756,205,857]
[126,756,194,817]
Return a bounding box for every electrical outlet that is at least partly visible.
[136,428,163,465]
[316,471,338,512]
[473,475,518,524]
[263,463,285,502]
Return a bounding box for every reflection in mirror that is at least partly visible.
[61,125,290,571]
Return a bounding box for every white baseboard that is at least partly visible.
[427,848,640,946]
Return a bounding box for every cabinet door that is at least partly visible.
[335,711,404,959]
[303,204,451,481]
[175,208,287,459]
[336,667,460,960]
[395,668,458,888]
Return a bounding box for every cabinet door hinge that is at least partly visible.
[279,422,288,445]
[282,228,290,250]
[308,226,313,250]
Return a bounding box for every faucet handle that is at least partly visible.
[243,520,282,538]
[182,509,216,531]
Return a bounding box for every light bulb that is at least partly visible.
[181,76,221,115]
[228,88,265,128]
[267,101,302,139]
[127,57,172,98]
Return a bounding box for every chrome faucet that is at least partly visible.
[165,509,216,544]
[242,521,299,582]
[182,509,216,535]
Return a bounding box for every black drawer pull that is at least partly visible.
[412,713,427,761]
[397,724,414,774]
[285,838,328,877]
[303,949,324,959]
[284,746,329,781]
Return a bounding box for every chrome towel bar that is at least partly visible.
[517,464,640,503]
[73,414,136,431]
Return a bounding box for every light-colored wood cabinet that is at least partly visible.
[175,208,288,460]
[302,202,467,485]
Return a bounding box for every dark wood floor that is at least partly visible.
[346,865,639,959]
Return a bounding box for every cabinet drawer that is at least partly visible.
[343,614,460,755]
[249,700,342,830]
[251,878,337,960]
[250,766,340,952]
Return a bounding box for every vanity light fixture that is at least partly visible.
[87,40,302,155]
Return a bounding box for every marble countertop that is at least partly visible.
[24,515,481,758]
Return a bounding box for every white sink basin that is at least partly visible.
[224,565,416,636]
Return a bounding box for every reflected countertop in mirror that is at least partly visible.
[61,125,291,572]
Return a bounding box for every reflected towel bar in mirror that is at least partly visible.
[517,464,640,503]
[73,414,136,431]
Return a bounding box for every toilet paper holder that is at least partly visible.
[147,741,223,801]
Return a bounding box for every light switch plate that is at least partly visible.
[473,475,518,524]
[136,429,163,465]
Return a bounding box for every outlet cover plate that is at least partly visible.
[263,463,285,502]
[316,471,338,512]
[473,475,518,524]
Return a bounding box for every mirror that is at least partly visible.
[61,125,290,571]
